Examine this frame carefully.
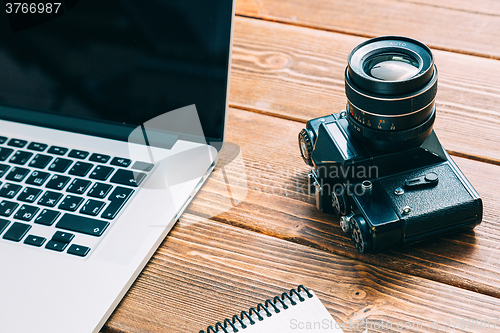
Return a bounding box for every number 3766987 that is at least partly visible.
[6,2,62,14]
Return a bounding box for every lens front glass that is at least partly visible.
[364,54,419,81]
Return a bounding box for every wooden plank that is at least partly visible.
[234,0,500,59]
[186,108,500,299]
[103,215,500,333]
[229,17,500,163]
[398,0,500,17]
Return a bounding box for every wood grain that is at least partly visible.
[403,0,500,16]
[103,215,500,333]
[229,17,500,163]
[186,108,500,299]
[234,0,500,59]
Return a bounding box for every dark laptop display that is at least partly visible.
[0,0,233,148]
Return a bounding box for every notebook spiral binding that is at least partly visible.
[199,285,313,333]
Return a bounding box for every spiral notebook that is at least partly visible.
[199,286,344,333]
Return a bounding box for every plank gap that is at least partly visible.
[447,150,500,167]
[228,102,306,123]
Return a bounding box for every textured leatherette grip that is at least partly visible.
[380,163,482,241]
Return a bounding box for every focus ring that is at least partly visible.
[347,105,435,142]
[345,68,437,116]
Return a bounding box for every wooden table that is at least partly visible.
[102,1,500,332]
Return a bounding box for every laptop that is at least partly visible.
[0,0,235,332]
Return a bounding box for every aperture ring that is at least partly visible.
[347,105,436,142]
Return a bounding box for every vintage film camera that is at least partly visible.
[298,36,483,253]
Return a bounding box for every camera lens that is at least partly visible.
[364,54,419,81]
[345,36,437,151]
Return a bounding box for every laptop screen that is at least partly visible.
[0,0,233,149]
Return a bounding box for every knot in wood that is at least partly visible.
[265,53,292,69]
[353,289,367,299]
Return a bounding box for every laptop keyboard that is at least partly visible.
[0,135,154,258]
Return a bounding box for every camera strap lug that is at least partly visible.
[308,169,322,194]
[340,213,354,234]
[307,169,325,210]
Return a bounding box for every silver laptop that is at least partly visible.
[0,0,235,331]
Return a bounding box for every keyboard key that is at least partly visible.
[9,151,33,165]
[67,178,91,195]
[131,161,154,172]
[47,146,68,155]
[0,218,10,234]
[110,169,146,187]
[87,182,113,199]
[0,183,22,199]
[29,154,53,169]
[107,186,134,202]
[68,149,89,159]
[27,142,48,151]
[17,187,43,203]
[38,191,63,207]
[59,195,84,212]
[45,174,71,190]
[7,139,27,148]
[0,183,22,198]
[24,235,46,247]
[45,240,68,252]
[111,157,131,167]
[2,222,31,241]
[68,162,93,177]
[0,164,10,178]
[67,244,90,257]
[102,186,134,219]
[14,205,39,221]
[0,147,14,161]
[89,153,110,163]
[80,199,106,216]
[25,170,50,186]
[0,136,7,144]
[35,209,61,226]
[48,158,73,173]
[0,200,19,216]
[68,179,92,196]
[5,167,30,182]
[56,213,109,237]
[51,231,74,244]
[101,201,126,220]
[89,165,114,181]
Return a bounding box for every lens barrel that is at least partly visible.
[345,36,437,151]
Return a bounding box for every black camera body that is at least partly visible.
[300,112,482,253]
[298,36,482,253]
